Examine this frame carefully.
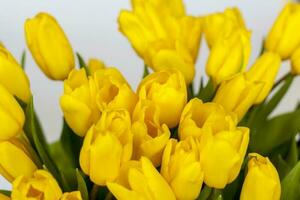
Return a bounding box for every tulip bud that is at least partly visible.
[265,3,300,59]
[80,109,132,185]
[213,73,264,121]
[11,170,62,200]
[138,69,187,128]
[25,12,75,80]
[161,138,204,200]
[179,98,237,140]
[61,191,82,200]
[0,139,37,182]
[60,68,99,137]
[0,84,25,141]
[0,194,10,200]
[92,67,137,113]
[206,28,251,85]
[291,47,300,75]
[204,7,246,48]
[132,100,170,167]
[200,127,249,188]
[240,153,281,200]
[88,58,105,74]
[246,52,281,104]
[0,45,31,103]
[107,157,176,200]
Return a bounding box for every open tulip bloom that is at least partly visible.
[1,1,300,200]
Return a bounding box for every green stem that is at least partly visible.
[90,184,100,200]
[104,192,113,200]
[272,72,291,91]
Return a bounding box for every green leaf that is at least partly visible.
[286,139,298,168]
[76,169,89,200]
[249,109,300,154]
[197,79,215,102]
[188,82,195,100]
[0,190,11,196]
[197,185,212,200]
[281,161,300,200]
[76,52,90,75]
[143,64,149,78]
[20,50,26,69]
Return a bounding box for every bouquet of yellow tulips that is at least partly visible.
[1,0,300,200]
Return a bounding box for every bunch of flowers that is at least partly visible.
[1,1,300,200]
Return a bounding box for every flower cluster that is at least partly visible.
[1,1,300,200]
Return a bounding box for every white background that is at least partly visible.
[0,0,298,189]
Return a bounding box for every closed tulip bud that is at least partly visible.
[291,47,300,75]
[138,69,187,128]
[265,3,300,59]
[204,7,246,48]
[60,68,99,137]
[0,45,31,103]
[179,98,237,140]
[88,58,105,74]
[0,194,10,200]
[107,157,176,200]
[161,138,204,200]
[246,52,281,104]
[0,84,25,141]
[213,73,264,121]
[61,191,82,200]
[200,127,249,188]
[92,67,137,113]
[0,139,37,182]
[11,170,62,200]
[80,109,132,185]
[132,100,170,167]
[206,28,251,85]
[25,12,75,80]
[240,153,281,200]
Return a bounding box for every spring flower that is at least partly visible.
[240,153,281,200]
[107,157,176,200]
[0,45,31,103]
[179,98,237,140]
[61,191,82,200]
[206,28,251,85]
[265,3,300,59]
[87,58,105,74]
[11,170,62,200]
[246,52,281,103]
[161,138,204,200]
[204,7,246,48]
[291,47,300,75]
[131,100,170,167]
[0,194,10,200]
[25,12,75,80]
[60,68,99,137]
[213,73,264,121]
[138,69,187,128]
[0,139,37,182]
[80,109,132,185]
[118,0,202,83]
[0,84,25,141]
[200,126,249,188]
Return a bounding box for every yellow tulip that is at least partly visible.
[92,67,137,113]
[118,0,202,83]
[60,68,99,137]
[80,109,132,185]
[107,157,176,200]
[213,73,264,121]
[0,138,37,182]
[0,45,31,103]
[131,100,170,167]
[138,69,187,128]
[25,12,75,80]
[246,52,281,103]
[161,138,204,200]
[0,84,25,141]
[204,7,246,48]
[291,46,300,75]
[11,170,62,200]
[179,98,237,140]
[0,194,10,200]
[88,58,105,74]
[265,3,300,59]
[200,127,249,188]
[206,28,251,85]
[240,153,281,200]
[61,191,82,200]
